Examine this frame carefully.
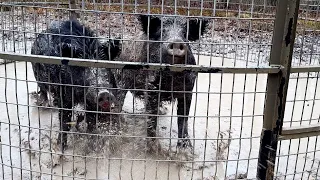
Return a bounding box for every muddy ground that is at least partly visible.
[0,9,320,180]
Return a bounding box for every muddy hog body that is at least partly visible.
[31,20,121,151]
[114,15,208,148]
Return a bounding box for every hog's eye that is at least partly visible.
[98,97,103,102]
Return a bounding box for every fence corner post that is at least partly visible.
[257,0,300,179]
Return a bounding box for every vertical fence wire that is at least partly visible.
[275,0,320,178]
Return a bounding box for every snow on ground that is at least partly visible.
[0,55,319,180]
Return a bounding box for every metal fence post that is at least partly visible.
[257,0,300,179]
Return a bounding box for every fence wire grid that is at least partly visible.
[0,0,319,179]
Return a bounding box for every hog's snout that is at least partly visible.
[97,90,116,111]
[167,39,188,57]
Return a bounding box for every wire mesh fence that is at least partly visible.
[275,0,320,179]
[0,0,319,179]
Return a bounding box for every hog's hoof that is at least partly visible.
[36,99,49,107]
[158,102,169,115]
[177,138,192,149]
[50,152,63,168]
[49,139,65,168]
[29,91,38,97]
[31,92,51,107]
[33,94,47,106]
[57,134,68,153]
[52,99,59,107]
[158,107,168,115]
[147,139,162,153]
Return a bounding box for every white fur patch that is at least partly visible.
[98,89,110,95]
[72,103,85,122]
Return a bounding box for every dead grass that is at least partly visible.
[6,3,320,33]
[298,19,320,30]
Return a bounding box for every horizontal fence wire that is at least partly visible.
[0,52,284,73]
[0,0,319,179]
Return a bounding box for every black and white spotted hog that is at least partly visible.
[114,15,208,148]
[31,19,121,151]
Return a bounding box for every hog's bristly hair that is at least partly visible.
[113,15,208,148]
[31,19,121,152]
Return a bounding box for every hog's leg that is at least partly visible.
[33,83,49,106]
[177,94,192,148]
[146,93,159,139]
[38,89,48,102]
[32,62,49,105]
[86,112,97,133]
[57,105,72,152]
[116,88,128,112]
[145,92,162,152]
[57,83,73,152]
[75,114,84,131]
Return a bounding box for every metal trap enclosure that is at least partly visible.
[0,0,320,179]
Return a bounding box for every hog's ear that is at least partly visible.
[138,15,161,36]
[187,18,209,41]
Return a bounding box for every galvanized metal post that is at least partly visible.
[257,0,300,179]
